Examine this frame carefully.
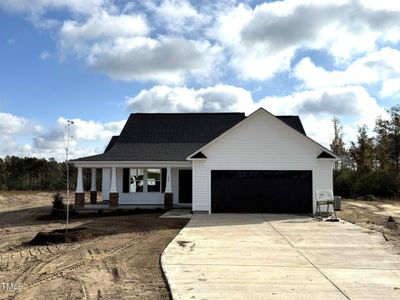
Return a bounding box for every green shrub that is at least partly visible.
[333,169,355,198]
[334,169,400,199]
[52,193,65,210]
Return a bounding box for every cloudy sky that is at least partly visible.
[0,0,399,161]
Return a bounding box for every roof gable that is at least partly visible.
[317,151,336,159]
[190,151,207,159]
[187,107,338,160]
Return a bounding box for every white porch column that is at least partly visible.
[164,167,173,208]
[165,167,172,193]
[102,168,111,201]
[102,168,110,201]
[76,167,84,193]
[110,167,117,193]
[75,167,85,207]
[90,168,97,204]
[109,166,119,207]
[91,168,96,191]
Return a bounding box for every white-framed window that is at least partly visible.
[147,168,161,192]
[128,168,161,193]
[129,168,144,193]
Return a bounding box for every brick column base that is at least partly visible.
[164,192,173,208]
[75,192,85,207]
[90,191,97,204]
[109,192,119,207]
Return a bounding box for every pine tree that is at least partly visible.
[375,105,400,175]
[349,125,375,174]
[330,117,346,170]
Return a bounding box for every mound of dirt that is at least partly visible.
[30,227,98,245]
[37,207,167,221]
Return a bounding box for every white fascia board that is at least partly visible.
[187,107,340,160]
[73,161,192,168]
[317,157,338,161]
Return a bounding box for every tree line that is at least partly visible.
[331,105,400,199]
[0,156,101,191]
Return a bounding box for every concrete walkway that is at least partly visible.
[161,214,400,300]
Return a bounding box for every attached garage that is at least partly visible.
[189,108,338,214]
[211,170,312,213]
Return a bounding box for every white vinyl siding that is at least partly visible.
[192,110,334,213]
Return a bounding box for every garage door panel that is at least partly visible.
[211,170,312,213]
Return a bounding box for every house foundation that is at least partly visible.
[109,192,119,207]
[164,192,173,208]
[75,192,85,207]
[90,191,97,204]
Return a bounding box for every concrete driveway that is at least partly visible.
[162,214,400,300]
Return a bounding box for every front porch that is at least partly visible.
[73,162,193,209]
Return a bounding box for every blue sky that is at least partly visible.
[1,0,400,160]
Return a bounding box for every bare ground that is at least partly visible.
[337,199,400,252]
[0,192,188,300]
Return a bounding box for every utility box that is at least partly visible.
[334,196,341,211]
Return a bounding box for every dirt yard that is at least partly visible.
[337,199,400,252]
[0,192,188,299]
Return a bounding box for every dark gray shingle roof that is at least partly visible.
[76,143,205,161]
[117,113,246,143]
[104,136,119,152]
[276,116,306,135]
[73,112,307,162]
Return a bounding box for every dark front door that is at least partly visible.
[179,170,192,203]
[211,170,312,213]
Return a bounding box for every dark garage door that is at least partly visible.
[211,170,312,213]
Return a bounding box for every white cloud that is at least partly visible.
[126,85,255,113]
[57,6,222,84]
[294,47,400,89]
[148,0,207,34]
[33,118,125,154]
[0,112,43,158]
[1,0,398,153]
[64,118,125,141]
[381,78,400,98]
[259,85,386,145]
[0,112,42,135]
[0,0,106,15]
[60,11,149,51]
[86,37,222,84]
[5,0,400,85]
[210,0,400,80]
[0,112,124,161]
